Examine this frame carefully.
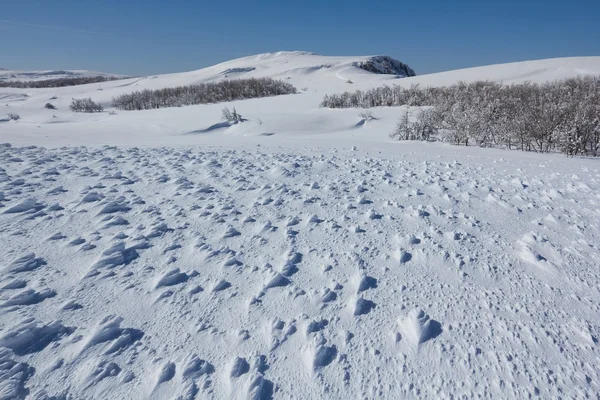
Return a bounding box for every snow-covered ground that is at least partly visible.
[1,53,600,399]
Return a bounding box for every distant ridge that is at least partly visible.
[0,68,125,83]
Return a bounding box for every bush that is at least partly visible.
[359,110,375,121]
[70,98,103,113]
[222,107,245,124]
[7,113,20,121]
[112,77,297,111]
[322,77,600,157]
[45,103,56,110]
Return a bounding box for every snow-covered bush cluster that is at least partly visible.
[70,98,104,113]
[112,78,297,111]
[7,113,20,121]
[0,76,120,88]
[322,77,600,156]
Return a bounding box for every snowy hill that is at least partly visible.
[1,53,600,399]
[2,53,600,147]
[400,56,600,86]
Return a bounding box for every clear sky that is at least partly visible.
[1,0,599,76]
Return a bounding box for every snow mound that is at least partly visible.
[4,253,47,273]
[303,335,337,372]
[0,348,34,399]
[0,318,74,355]
[398,309,442,348]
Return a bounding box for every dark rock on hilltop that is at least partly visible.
[355,56,416,77]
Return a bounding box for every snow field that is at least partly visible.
[1,143,599,398]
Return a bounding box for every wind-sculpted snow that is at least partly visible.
[0,348,34,399]
[0,144,599,398]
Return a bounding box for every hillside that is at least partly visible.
[1,53,600,147]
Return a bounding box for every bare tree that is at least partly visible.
[323,76,600,156]
[358,110,376,121]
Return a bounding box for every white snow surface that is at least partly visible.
[1,52,600,399]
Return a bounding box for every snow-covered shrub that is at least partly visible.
[113,78,297,111]
[222,107,245,124]
[7,113,20,121]
[70,98,103,113]
[359,110,375,121]
[45,103,56,110]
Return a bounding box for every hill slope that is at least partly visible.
[1,53,600,147]
[0,52,416,145]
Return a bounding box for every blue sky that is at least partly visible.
[1,0,599,76]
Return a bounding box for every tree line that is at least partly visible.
[112,78,297,111]
[321,77,600,156]
[0,76,121,88]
